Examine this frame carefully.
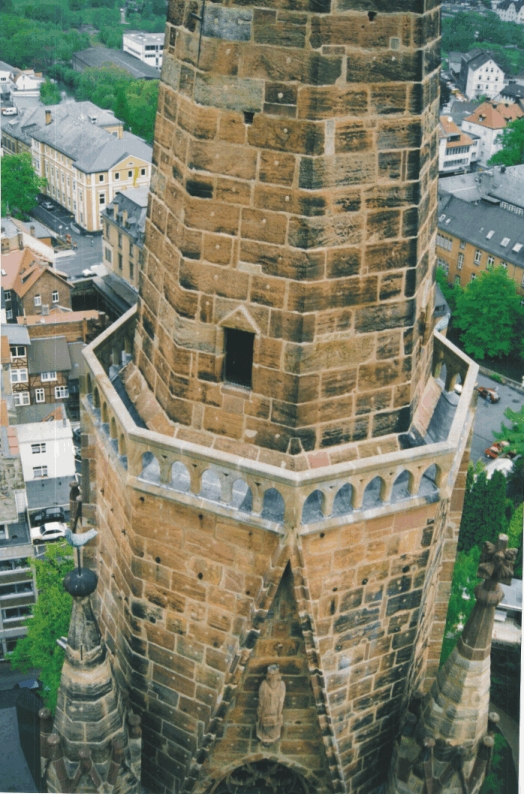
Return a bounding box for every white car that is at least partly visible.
[1,106,17,116]
[30,521,67,544]
[82,268,94,277]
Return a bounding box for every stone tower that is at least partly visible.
[79,1,479,792]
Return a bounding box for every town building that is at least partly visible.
[102,187,147,290]
[1,248,70,322]
[0,426,35,661]
[13,70,43,95]
[437,191,524,292]
[77,3,480,794]
[15,411,75,483]
[0,60,15,84]
[438,115,476,174]
[492,577,522,647]
[495,0,524,22]
[123,31,164,70]
[496,80,524,105]
[461,100,524,166]
[17,308,107,344]
[27,336,72,407]
[458,50,505,100]
[1,216,56,261]
[72,47,160,80]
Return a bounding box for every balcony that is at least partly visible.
[82,306,478,533]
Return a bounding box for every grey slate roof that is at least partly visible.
[499,83,524,101]
[438,193,524,271]
[498,0,524,10]
[102,187,148,245]
[2,325,31,347]
[0,60,15,73]
[439,164,524,211]
[67,341,87,380]
[2,100,120,148]
[26,476,71,511]
[73,47,159,79]
[31,113,152,173]
[27,336,71,375]
[15,402,64,424]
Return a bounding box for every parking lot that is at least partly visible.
[470,372,523,464]
[31,196,103,279]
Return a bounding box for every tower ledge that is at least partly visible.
[81,305,477,534]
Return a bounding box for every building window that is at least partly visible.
[10,346,25,359]
[457,253,464,270]
[224,328,254,389]
[52,290,59,303]
[129,242,134,257]
[436,234,453,251]
[5,310,12,320]
[474,249,482,265]
[471,274,477,282]
[141,168,146,176]
[454,276,461,285]
[118,233,122,248]
[34,295,41,307]
[114,172,120,180]
[105,248,112,263]
[2,606,32,622]
[33,466,48,478]
[500,261,507,268]
[437,258,449,274]
[31,443,46,454]
[139,250,144,265]
[129,261,134,279]
[99,174,104,182]
[460,240,466,249]
[99,193,106,205]
[14,392,30,406]
[55,386,69,399]
[35,388,45,403]
[118,253,123,271]
[128,170,133,178]
[41,371,57,382]
[4,290,11,302]
[487,256,495,268]
[10,368,28,383]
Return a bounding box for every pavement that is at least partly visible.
[0,707,37,792]
[31,197,103,279]
[470,372,524,464]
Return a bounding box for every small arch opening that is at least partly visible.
[93,387,100,409]
[391,470,412,503]
[141,451,160,483]
[200,469,222,502]
[170,461,191,493]
[118,433,127,458]
[86,373,93,395]
[261,488,285,523]
[332,483,353,517]
[110,417,117,440]
[102,402,109,424]
[362,476,385,509]
[419,464,439,497]
[231,478,253,512]
[301,490,324,525]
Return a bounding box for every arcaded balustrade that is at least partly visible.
[82,307,478,532]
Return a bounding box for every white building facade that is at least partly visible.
[15,419,75,483]
[496,0,524,23]
[460,53,505,100]
[123,32,164,69]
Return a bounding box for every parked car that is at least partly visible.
[82,268,94,277]
[476,385,500,403]
[30,521,67,544]
[31,507,65,527]
[1,106,17,116]
[41,200,55,210]
[484,441,511,459]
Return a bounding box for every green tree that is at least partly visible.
[440,545,481,664]
[458,463,508,553]
[507,503,523,578]
[9,543,74,712]
[435,265,461,313]
[1,152,47,218]
[123,78,159,143]
[496,404,524,456]
[454,266,524,359]
[40,79,62,106]
[489,117,524,167]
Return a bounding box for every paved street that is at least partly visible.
[470,373,524,464]
[31,198,103,279]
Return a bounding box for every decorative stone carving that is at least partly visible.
[256,665,286,745]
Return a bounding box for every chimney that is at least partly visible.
[17,232,23,250]
[45,109,52,125]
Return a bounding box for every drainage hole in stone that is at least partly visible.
[368,11,377,21]
[244,111,255,124]
[198,572,203,580]
[402,565,410,573]
[362,578,368,585]
[246,590,251,595]
[155,557,161,564]
[332,587,338,592]
[320,532,325,538]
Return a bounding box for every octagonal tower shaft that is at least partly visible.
[135,0,441,458]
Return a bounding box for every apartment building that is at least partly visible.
[437,192,524,293]
[0,428,35,661]
[102,187,147,290]
[2,248,70,322]
[438,115,476,174]
[27,336,71,407]
[462,101,524,166]
[123,31,164,69]
[458,50,505,100]
[15,415,75,484]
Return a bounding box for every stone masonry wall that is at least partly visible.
[135,1,441,456]
[82,406,463,794]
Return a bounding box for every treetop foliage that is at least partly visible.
[489,118,524,167]
[453,266,524,360]
[9,542,74,713]
[1,152,47,218]
[442,11,524,75]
